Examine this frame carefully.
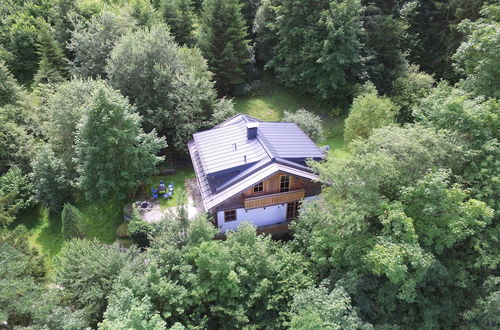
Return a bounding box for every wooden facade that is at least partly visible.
[244,189,305,209]
[213,172,321,213]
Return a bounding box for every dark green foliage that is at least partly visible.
[33,22,69,86]
[127,207,153,247]
[270,0,364,101]
[361,4,408,95]
[198,0,252,94]
[0,167,32,226]
[61,203,84,239]
[106,24,233,152]
[31,145,71,212]
[74,88,166,201]
[160,0,195,46]
[0,0,57,84]
[253,0,279,63]
[0,226,46,327]
[56,239,136,327]
[0,60,22,107]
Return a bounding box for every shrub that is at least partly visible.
[283,109,324,142]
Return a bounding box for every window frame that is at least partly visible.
[224,209,237,222]
[280,175,290,193]
[253,181,264,193]
[286,201,299,220]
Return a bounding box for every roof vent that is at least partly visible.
[246,122,259,139]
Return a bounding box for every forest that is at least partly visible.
[0,0,498,329]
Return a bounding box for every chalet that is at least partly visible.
[188,114,324,236]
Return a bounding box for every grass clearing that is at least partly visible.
[144,166,195,209]
[234,75,348,158]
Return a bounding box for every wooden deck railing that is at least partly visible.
[244,189,305,209]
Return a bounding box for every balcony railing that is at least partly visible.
[244,189,305,209]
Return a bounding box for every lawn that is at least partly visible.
[234,75,348,158]
[143,166,195,209]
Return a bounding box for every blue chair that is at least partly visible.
[151,188,158,199]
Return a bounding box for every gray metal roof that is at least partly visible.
[188,114,325,211]
[258,122,324,159]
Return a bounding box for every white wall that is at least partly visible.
[216,196,317,233]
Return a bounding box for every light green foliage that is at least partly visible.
[402,170,493,254]
[30,145,70,212]
[103,221,312,328]
[68,10,136,78]
[453,4,500,98]
[41,78,114,179]
[290,284,371,329]
[391,64,435,123]
[33,22,69,86]
[61,203,84,239]
[56,239,135,327]
[271,0,363,101]
[295,120,496,327]
[344,92,398,143]
[107,24,230,152]
[0,167,32,226]
[74,88,166,201]
[414,83,500,210]
[198,0,251,94]
[160,0,195,46]
[283,109,324,142]
[0,60,22,107]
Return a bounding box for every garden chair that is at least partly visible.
[151,188,158,199]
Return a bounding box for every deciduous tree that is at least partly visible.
[74,88,165,201]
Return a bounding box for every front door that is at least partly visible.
[286,201,299,221]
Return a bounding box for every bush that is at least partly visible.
[283,109,324,142]
[344,92,398,144]
[61,204,84,240]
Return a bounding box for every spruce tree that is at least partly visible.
[160,0,195,46]
[61,203,84,240]
[33,22,69,86]
[198,0,251,94]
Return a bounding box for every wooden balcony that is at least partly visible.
[244,189,305,209]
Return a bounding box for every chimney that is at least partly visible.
[246,122,259,139]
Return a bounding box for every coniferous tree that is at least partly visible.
[61,203,84,240]
[198,0,251,94]
[160,0,195,46]
[33,22,69,86]
[0,60,22,107]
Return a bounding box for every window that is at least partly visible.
[280,175,290,193]
[286,202,299,220]
[224,209,237,222]
[253,181,264,193]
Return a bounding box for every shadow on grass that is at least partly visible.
[78,200,124,243]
